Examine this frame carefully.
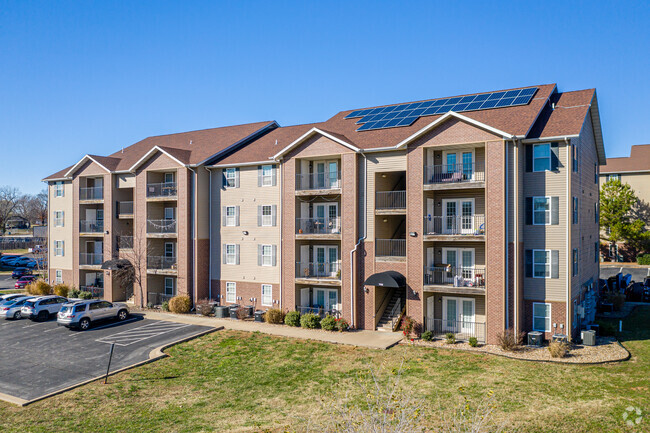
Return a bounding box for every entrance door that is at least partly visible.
[313,288,339,312]
[442,199,474,234]
[314,203,339,233]
[328,161,339,188]
[442,248,475,284]
[426,296,434,332]
[314,246,338,277]
[316,162,326,189]
[300,288,310,308]
[442,297,475,334]
[443,151,474,180]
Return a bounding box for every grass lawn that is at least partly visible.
[0,307,648,433]
[0,249,29,255]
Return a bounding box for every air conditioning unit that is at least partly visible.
[581,329,596,346]
[527,331,543,346]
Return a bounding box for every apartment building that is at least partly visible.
[45,83,604,343]
[599,144,650,210]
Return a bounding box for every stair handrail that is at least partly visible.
[375,289,394,327]
[390,298,403,331]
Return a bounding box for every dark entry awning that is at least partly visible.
[101,259,132,270]
[363,271,405,288]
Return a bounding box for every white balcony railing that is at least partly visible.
[296,217,341,235]
[80,186,103,200]
[79,220,104,233]
[296,261,341,279]
[424,266,486,288]
[424,162,485,185]
[147,219,177,234]
[424,215,485,236]
[147,182,177,198]
[295,171,341,191]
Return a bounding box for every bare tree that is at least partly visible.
[15,190,48,226]
[0,186,21,235]
[115,226,150,308]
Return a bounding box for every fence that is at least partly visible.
[79,286,104,298]
[424,215,485,236]
[424,318,486,343]
[376,190,406,209]
[424,162,485,184]
[295,306,340,318]
[375,239,406,257]
[148,292,175,305]
[295,171,341,190]
[424,266,486,288]
[296,261,341,279]
[0,237,46,251]
[296,217,341,234]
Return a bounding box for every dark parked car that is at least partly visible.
[11,268,32,279]
[643,277,650,302]
[15,275,37,289]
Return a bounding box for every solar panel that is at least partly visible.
[344,87,538,131]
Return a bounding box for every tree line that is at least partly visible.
[0,186,48,235]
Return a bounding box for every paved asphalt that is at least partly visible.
[0,274,14,290]
[0,315,214,402]
[600,266,650,282]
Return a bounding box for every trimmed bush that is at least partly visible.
[235,307,249,320]
[26,280,52,296]
[321,315,337,331]
[285,311,301,327]
[300,313,321,329]
[335,317,349,332]
[496,329,525,351]
[53,284,69,297]
[604,291,626,311]
[161,301,170,312]
[445,332,456,344]
[69,287,81,298]
[637,253,650,265]
[421,330,433,341]
[468,336,478,347]
[78,291,93,300]
[595,319,617,336]
[169,295,191,314]
[548,341,570,358]
[264,308,285,324]
[196,298,213,316]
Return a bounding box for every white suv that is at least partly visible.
[21,295,68,321]
[58,300,130,330]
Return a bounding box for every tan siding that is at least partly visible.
[366,151,407,239]
[48,181,74,272]
[116,174,135,188]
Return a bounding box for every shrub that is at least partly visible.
[78,291,93,300]
[321,315,337,331]
[595,319,617,336]
[548,341,571,358]
[52,284,69,297]
[195,298,213,316]
[235,307,249,320]
[604,291,626,311]
[69,287,80,298]
[285,311,301,327]
[168,295,191,314]
[300,313,321,329]
[27,280,52,296]
[421,330,433,341]
[161,301,170,312]
[468,336,478,347]
[445,332,456,344]
[496,329,525,351]
[335,317,350,332]
[637,253,650,265]
[400,315,415,339]
[264,308,285,324]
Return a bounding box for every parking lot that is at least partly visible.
[0,315,215,404]
[0,274,14,290]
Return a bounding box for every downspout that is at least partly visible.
[513,138,519,334]
[349,153,368,328]
[505,140,509,330]
[206,167,212,300]
[565,137,571,340]
[187,166,197,308]
[278,161,283,310]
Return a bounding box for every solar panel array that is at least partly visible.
[345,87,538,131]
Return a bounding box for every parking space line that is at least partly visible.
[96,322,192,346]
[21,322,50,329]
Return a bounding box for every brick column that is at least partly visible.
[281,159,296,312]
[341,153,358,327]
[406,145,424,328]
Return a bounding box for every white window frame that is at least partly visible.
[533,249,551,279]
[225,206,236,226]
[572,197,578,224]
[261,205,273,227]
[261,244,273,267]
[54,181,64,197]
[261,284,272,306]
[533,196,551,225]
[54,240,64,257]
[55,270,63,284]
[225,168,237,188]
[53,211,64,227]
[164,172,175,184]
[261,165,273,187]
[226,282,236,303]
[225,244,237,265]
[533,143,551,172]
[532,302,551,332]
[607,174,619,182]
[164,277,176,297]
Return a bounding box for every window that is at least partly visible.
[225,244,237,265]
[54,181,64,197]
[533,143,551,172]
[533,249,551,278]
[55,270,62,284]
[607,174,619,182]
[261,205,272,226]
[54,240,64,256]
[225,168,237,188]
[573,248,579,276]
[533,197,551,225]
[595,242,599,263]
[261,284,272,306]
[533,303,551,332]
[225,206,236,226]
[164,172,175,184]
[594,163,598,183]
[595,201,599,223]
[573,197,578,224]
[53,211,64,227]
[164,278,176,297]
[261,165,273,186]
[226,282,236,303]
[261,245,273,266]
[572,143,578,172]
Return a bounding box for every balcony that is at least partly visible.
[117,201,134,218]
[147,256,177,274]
[79,220,104,234]
[79,186,103,201]
[424,215,485,240]
[295,261,341,285]
[117,235,133,250]
[79,253,103,268]
[146,182,177,199]
[146,219,177,236]
[424,318,486,343]
[295,171,341,194]
[376,191,406,213]
[147,292,175,305]
[424,265,486,294]
[296,217,341,238]
[375,239,406,259]
[424,162,485,190]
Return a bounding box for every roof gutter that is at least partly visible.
[521,135,579,143]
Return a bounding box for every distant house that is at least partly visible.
[6,216,30,230]
[599,144,650,211]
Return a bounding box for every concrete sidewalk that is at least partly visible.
[141,311,403,350]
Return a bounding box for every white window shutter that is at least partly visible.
[271,165,277,186]
[235,244,240,265]
[272,245,277,266]
[235,168,240,188]
[258,166,262,187]
[222,207,227,226]
[257,206,262,226]
[62,211,64,225]
[258,244,262,266]
[271,205,277,226]
[222,244,227,264]
[235,206,240,226]
[61,241,64,256]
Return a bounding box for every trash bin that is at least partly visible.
[254,310,264,322]
[527,331,543,346]
[214,305,229,318]
[229,304,240,319]
[244,305,254,317]
[581,329,596,346]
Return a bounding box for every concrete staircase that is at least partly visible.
[376,290,405,332]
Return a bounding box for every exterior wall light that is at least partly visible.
[409,232,417,237]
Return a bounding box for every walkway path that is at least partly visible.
[140,310,403,350]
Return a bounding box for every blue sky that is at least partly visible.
[1,0,648,194]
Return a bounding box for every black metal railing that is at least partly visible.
[376,239,406,257]
[424,215,486,236]
[146,182,177,198]
[296,261,341,279]
[117,201,134,216]
[80,186,103,200]
[147,219,177,234]
[79,286,104,298]
[424,266,486,288]
[79,220,104,233]
[80,253,103,266]
[376,191,406,210]
[295,171,341,191]
[424,162,485,184]
[147,256,177,270]
[424,318,486,343]
[117,235,133,250]
[295,306,341,318]
[296,217,341,234]
[147,292,175,305]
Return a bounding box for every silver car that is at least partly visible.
[0,296,31,319]
[21,295,69,321]
[57,300,130,330]
[0,294,26,303]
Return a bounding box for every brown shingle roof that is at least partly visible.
[43,165,74,181]
[601,144,650,174]
[527,89,595,139]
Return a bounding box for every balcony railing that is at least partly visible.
[424,266,486,288]
[424,162,485,185]
[80,253,103,266]
[117,201,134,216]
[79,220,104,233]
[147,219,177,234]
[80,186,103,200]
[147,256,177,270]
[376,191,406,210]
[295,171,341,191]
[148,292,175,305]
[79,286,104,299]
[296,261,341,279]
[296,217,341,235]
[376,239,406,257]
[117,235,133,250]
[424,215,485,236]
[146,182,177,198]
[295,306,341,318]
[424,318,486,343]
